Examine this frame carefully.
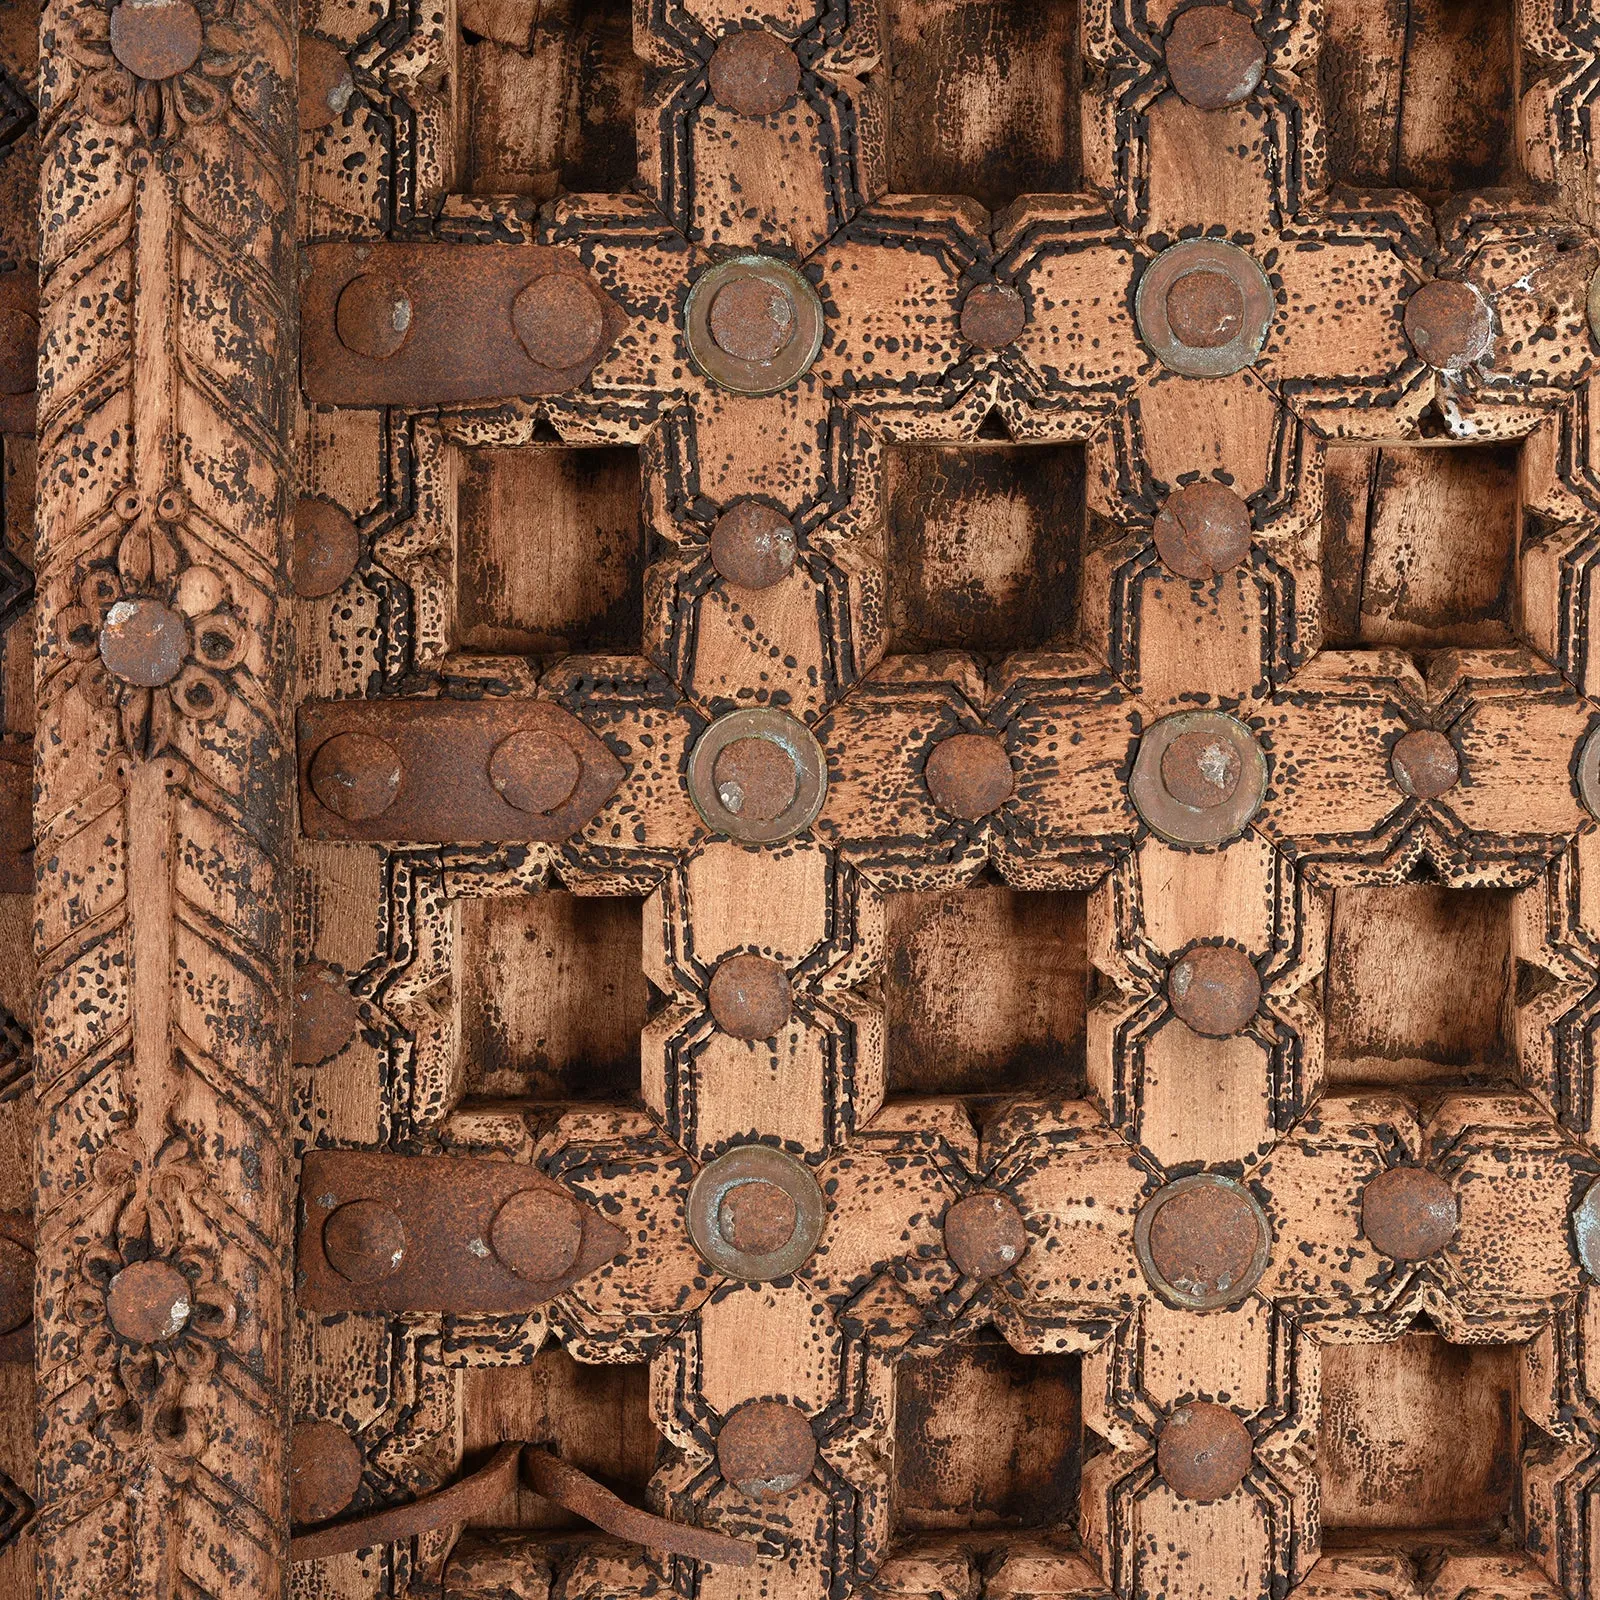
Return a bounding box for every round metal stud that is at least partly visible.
[1165,6,1266,110]
[292,962,362,1066]
[335,274,413,360]
[0,1236,32,1335]
[488,729,582,814]
[512,274,607,370]
[687,708,827,844]
[711,502,797,590]
[309,732,403,822]
[109,0,203,79]
[1135,239,1275,377]
[708,953,793,1040]
[293,498,361,599]
[1404,279,1493,371]
[291,1420,364,1525]
[105,1259,192,1342]
[960,283,1027,350]
[1390,729,1460,800]
[1167,944,1261,1037]
[717,1400,817,1499]
[1129,710,1268,846]
[924,732,1014,821]
[1574,1177,1600,1279]
[684,256,825,396]
[1157,1403,1253,1501]
[686,1144,825,1281]
[1578,723,1600,820]
[943,1193,1030,1278]
[490,1189,585,1281]
[1360,1166,1459,1262]
[298,33,354,131]
[1153,481,1252,579]
[0,308,38,396]
[708,30,801,117]
[1135,1174,1271,1310]
[99,598,188,687]
[323,1199,406,1283]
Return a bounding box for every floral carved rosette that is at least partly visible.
[56,0,244,140]
[54,488,258,762]
[65,1138,237,1470]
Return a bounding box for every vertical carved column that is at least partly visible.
[32,0,295,1595]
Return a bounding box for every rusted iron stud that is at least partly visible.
[1167,944,1261,1037]
[708,953,793,1040]
[1574,1179,1600,1278]
[943,1193,1030,1278]
[687,1144,825,1281]
[717,1401,818,1499]
[1136,239,1274,377]
[299,698,624,844]
[290,1420,364,1526]
[1135,1174,1271,1310]
[684,256,825,395]
[303,242,625,405]
[105,1258,193,1342]
[109,0,203,78]
[711,501,797,590]
[293,498,361,599]
[1360,1166,1459,1262]
[299,33,354,131]
[298,1150,626,1313]
[292,962,362,1067]
[1165,6,1266,110]
[924,732,1014,821]
[1404,279,1493,371]
[1390,728,1460,799]
[960,283,1027,350]
[1130,710,1268,846]
[1157,1403,1253,1501]
[1579,724,1600,820]
[708,29,801,116]
[308,730,403,823]
[688,707,827,844]
[1154,481,1253,579]
[99,597,187,687]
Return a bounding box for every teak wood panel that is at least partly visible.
[11,0,1600,1599]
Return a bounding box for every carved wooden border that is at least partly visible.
[32,1,295,1594]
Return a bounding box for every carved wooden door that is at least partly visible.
[6,0,1600,1597]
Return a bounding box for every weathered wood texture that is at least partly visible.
[30,0,298,1595]
[129,0,1600,1598]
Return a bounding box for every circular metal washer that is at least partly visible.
[684,255,825,395]
[1135,239,1275,377]
[1577,722,1600,820]
[1134,1174,1272,1311]
[687,1145,826,1281]
[1129,710,1267,847]
[688,707,827,844]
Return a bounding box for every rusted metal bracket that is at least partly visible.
[296,1151,627,1314]
[296,699,625,844]
[301,242,626,406]
[290,1444,758,1566]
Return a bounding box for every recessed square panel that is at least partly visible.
[1318,0,1515,198]
[1321,444,1518,652]
[459,892,645,1101]
[1325,884,1512,1086]
[456,445,644,656]
[886,885,1088,1097]
[882,0,1080,210]
[1318,1333,1519,1535]
[885,444,1085,656]
[895,1333,1082,1532]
